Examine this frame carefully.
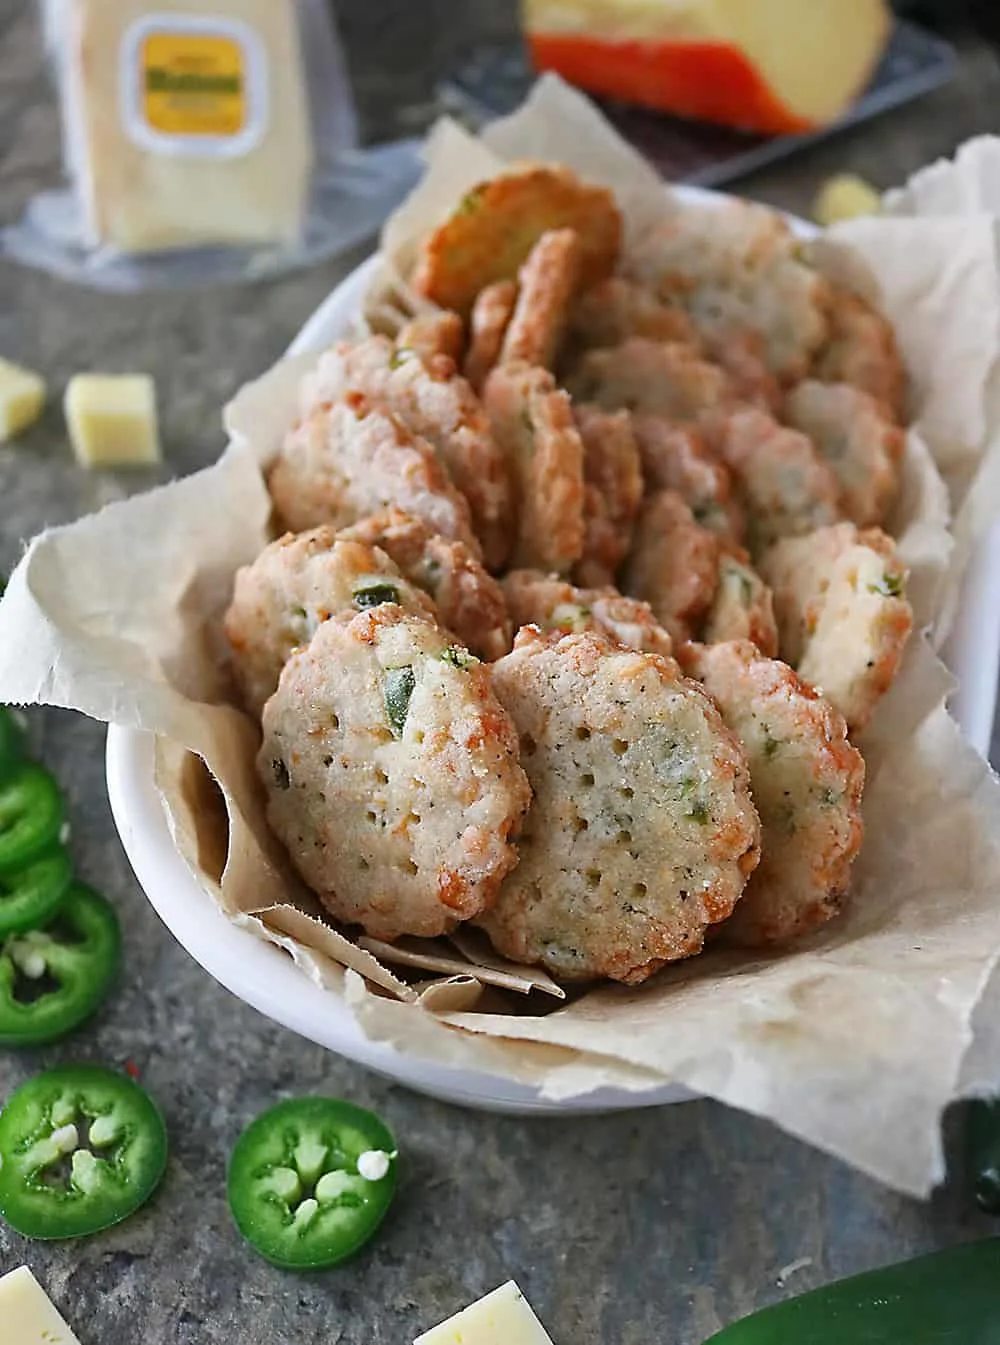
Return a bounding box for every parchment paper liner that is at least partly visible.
[3,76,1000,1195]
[358,936,566,999]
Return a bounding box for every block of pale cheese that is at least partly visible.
[523,0,891,135]
[0,1266,83,1345]
[64,373,162,468]
[415,1281,555,1345]
[61,0,314,252]
[0,356,45,442]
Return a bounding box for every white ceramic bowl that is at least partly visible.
[106,187,1000,1113]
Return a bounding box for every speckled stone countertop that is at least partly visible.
[1,3,999,1341]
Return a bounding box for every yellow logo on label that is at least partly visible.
[140,32,246,137]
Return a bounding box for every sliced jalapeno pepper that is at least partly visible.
[0,848,71,937]
[0,765,64,875]
[227,1097,397,1270]
[0,883,121,1047]
[705,1238,1000,1344]
[0,1065,167,1240]
[352,580,401,610]
[966,1095,1000,1214]
[384,666,415,738]
[0,707,26,786]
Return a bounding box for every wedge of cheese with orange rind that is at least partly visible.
[522,0,892,136]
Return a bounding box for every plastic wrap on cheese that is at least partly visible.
[0,0,425,291]
[63,0,314,252]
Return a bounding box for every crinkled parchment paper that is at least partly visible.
[3,77,1000,1195]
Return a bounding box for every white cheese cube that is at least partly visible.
[0,1266,83,1345]
[415,1281,555,1345]
[64,373,161,468]
[0,357,45,441]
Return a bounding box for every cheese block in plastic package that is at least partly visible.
[1,1,422,288]
[63,0,313,252]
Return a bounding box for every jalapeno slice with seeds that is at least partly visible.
[0,707,26,785]
[227,1097,397,1270]
[0,1065,167,1239]
[0,883,121,1047]
[0,847,72,937]
[0,765,64,875]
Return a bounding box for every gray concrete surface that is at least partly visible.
[1,2,999,1340]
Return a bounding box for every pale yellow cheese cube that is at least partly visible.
[0,356,46,442]
[415,1281,555,1345]
[64,373,161,468]
[813,173,883,227]
[0,1266,83,1345]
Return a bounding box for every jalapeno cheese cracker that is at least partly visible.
[681,640,865,947]
[224,528,436,717]
[303,335,512,570]
[481,627,761,983]
[258,606,530,942]
[760,521,913,733]
[338,510,514,662]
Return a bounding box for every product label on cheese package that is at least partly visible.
[120,13,268,158]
